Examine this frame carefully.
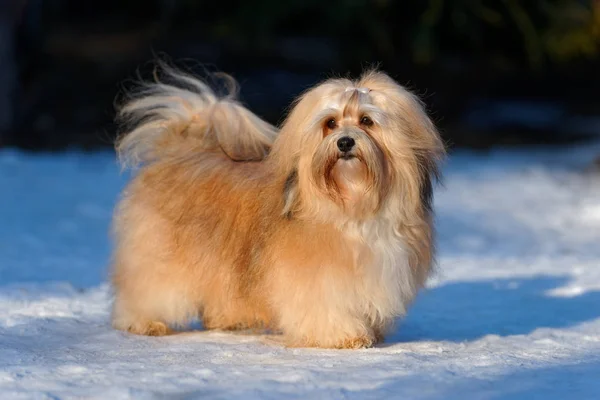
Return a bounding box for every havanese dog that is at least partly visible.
[110,65,445,349]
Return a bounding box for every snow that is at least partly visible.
[1,143,600,399]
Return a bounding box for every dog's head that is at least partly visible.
[271,71,445,223]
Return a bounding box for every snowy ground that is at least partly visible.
[1,143,600,399]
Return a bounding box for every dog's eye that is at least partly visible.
[325,118,337,130]
[360,116,374,127]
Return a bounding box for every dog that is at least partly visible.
[110,65,445,349]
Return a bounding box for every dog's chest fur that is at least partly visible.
[343,218,415,323]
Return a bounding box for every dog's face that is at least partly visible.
[274,71,444,223]
[309,86,390,218]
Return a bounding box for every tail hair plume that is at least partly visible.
[116,64,278,168]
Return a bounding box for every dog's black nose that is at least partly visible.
[337,137,355,152]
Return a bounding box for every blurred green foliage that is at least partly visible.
[11,0,599,149]
[168,0,599,70]
[410,0,600,69]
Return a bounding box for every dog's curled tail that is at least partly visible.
[116,66,277,168]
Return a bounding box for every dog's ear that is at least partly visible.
[417,154,441,213]
[282,169,299,219]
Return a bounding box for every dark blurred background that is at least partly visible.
[0,0,599,151]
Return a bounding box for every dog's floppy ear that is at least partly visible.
[282,169,299,219]
[417,155,438,213]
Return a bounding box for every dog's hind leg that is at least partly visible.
[111,288,199,336]
[111,263,200,336]
[113,315,172,336]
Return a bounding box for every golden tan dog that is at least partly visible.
[111,66,445,349]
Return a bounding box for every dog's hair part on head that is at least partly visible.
[111,64,445,348]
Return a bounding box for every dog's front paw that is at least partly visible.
[287,334,374,349]
[334,335,375,349]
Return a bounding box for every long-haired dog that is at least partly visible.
[111,65,445,349]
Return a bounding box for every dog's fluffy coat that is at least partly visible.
[111,66,445,349]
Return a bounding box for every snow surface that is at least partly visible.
[1,143,600,399]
